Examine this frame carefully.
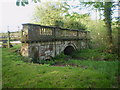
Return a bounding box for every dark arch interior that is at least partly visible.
[31,47,39,63]
[64,46,75,55]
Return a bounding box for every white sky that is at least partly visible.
[0,0,118,33]
[0,0,39,33]
[0,0,92,33]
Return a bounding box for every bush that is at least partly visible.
[22,57,32,63]
[53,53,71,60]
[37,59,55,65]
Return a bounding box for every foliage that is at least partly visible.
[71,49,118,61]
[2,45,119,88]
[32,1,87,30]
[111,21,119,53]
[16,0,40,6]
[85,20,108,49]
[80,19,118,53]
[81,1,119,52]
[53,53,71,60]
[32,1,66,26]
[63,13,87,30]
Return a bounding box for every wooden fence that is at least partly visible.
[0,31,21,48]
[0,31,21,41]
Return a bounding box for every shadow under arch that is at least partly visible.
[64,46,75,55]
[31,46,39,63]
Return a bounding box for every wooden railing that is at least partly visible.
[21,23,90,42]
[0,31,21,42]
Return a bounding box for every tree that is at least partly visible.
[104,2,113,51]
[81,1,119,52]
[63,12,88,30]
[32,1,87,30]
[32,1,68,26]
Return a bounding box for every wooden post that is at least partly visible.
[20,30,23,41]
[7,31,10,48]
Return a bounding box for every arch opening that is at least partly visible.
[31,46,39,63]
[64,46,75,55]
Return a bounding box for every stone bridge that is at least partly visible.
[20,23,90,61]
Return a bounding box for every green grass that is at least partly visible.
[2,45,119,88]
[71,49,118,61]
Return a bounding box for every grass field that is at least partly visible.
[2,45,119,88]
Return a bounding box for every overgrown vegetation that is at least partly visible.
[32,1,87,30]
[32,1,119,54]
[2,0,119,88]
[2,45,119,88]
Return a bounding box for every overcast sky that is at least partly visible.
[0,0,118,33]
[0,0,39,33]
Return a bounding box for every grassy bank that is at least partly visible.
[2,46,119,88]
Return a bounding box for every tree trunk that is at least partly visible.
[104,2,113,53]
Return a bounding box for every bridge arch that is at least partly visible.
[30,46,39,63]
[64,45,75,55]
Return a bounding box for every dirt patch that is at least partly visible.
[52,63,88,69]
